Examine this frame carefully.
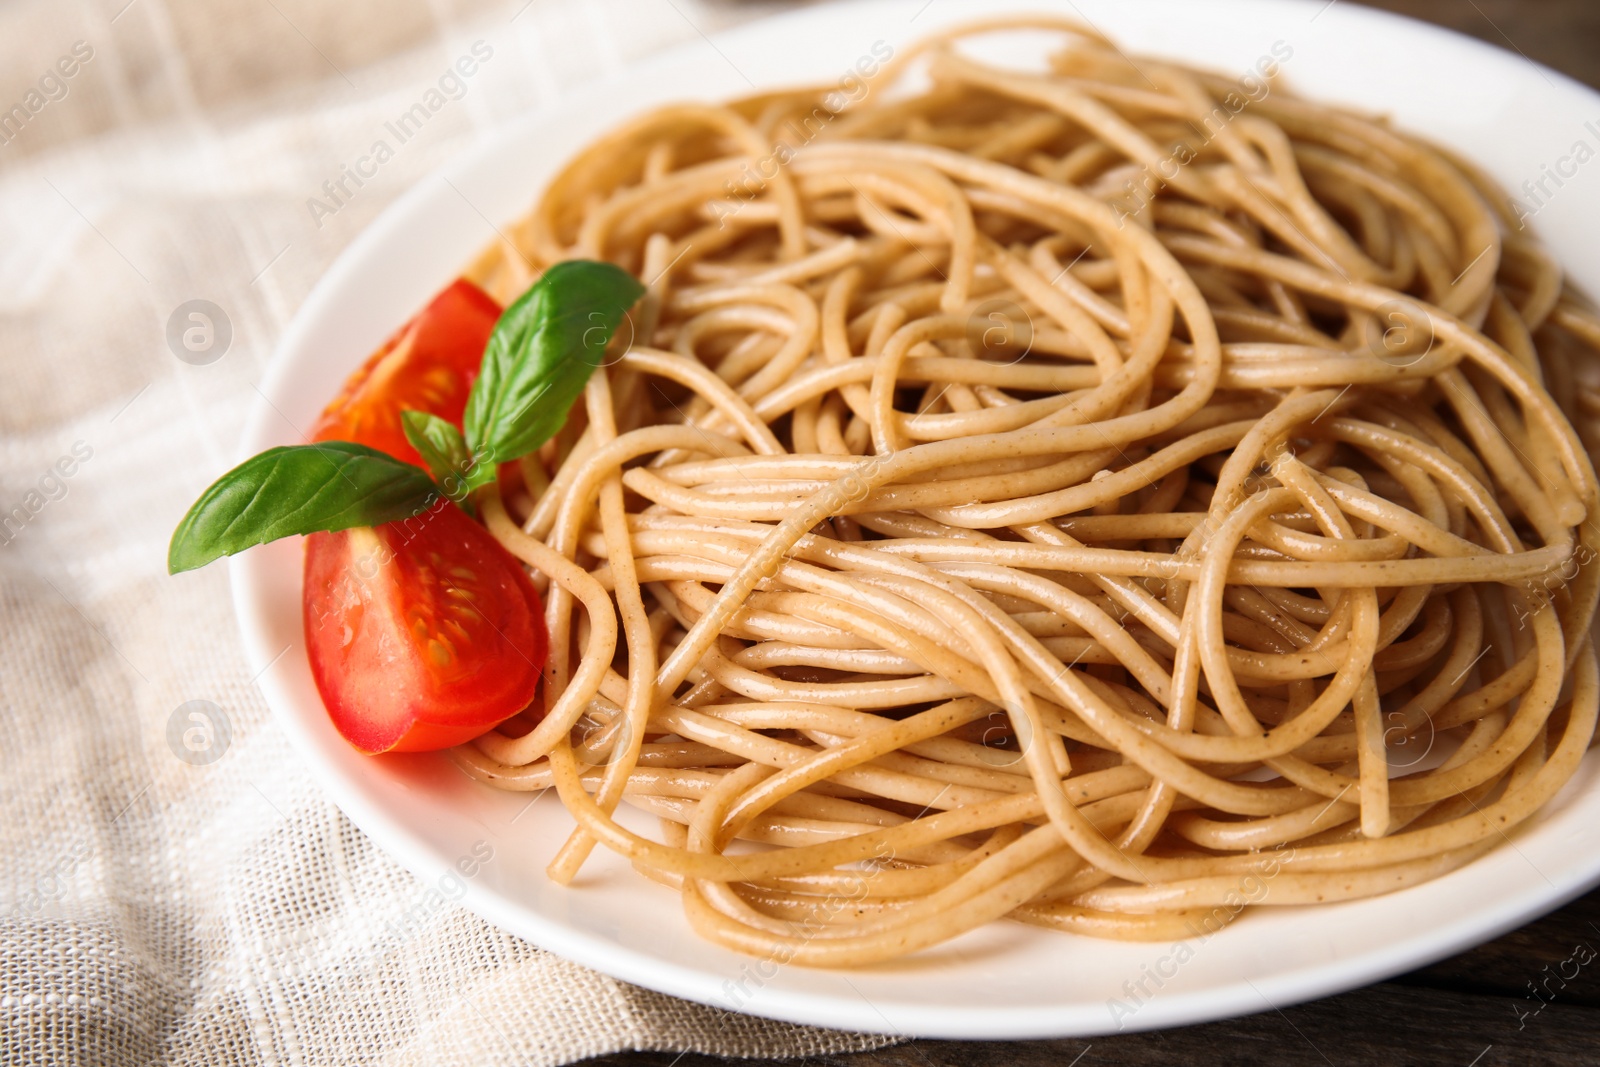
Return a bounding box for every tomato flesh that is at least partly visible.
[311,279,501,466]
[303,500,547,753]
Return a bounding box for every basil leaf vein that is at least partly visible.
[463,259,644,467]
[402,409,476,489]
[168,442,438,574]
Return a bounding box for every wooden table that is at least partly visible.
[587,2,1600,1063]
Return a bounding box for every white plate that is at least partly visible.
[233,0,1600,1039]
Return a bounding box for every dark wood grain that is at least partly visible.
[579,2,1600,1063]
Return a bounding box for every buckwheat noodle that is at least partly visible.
[450,17,1600,965]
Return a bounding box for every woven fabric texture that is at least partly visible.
[0,0,889,1063]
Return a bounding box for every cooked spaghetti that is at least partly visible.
[450,17,1600,965]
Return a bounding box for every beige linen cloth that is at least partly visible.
[0,0,892,1062]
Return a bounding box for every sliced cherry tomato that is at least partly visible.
[311,278,502,466]
[303,500,547,753]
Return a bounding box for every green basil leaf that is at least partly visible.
[463,259,644,466]
[402,410,473,493]
[402,410,488,515]
[460,455,498,498]
[168,442,439,574]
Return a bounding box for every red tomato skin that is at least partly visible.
[302,500,547,754]
[311,279,502,466]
